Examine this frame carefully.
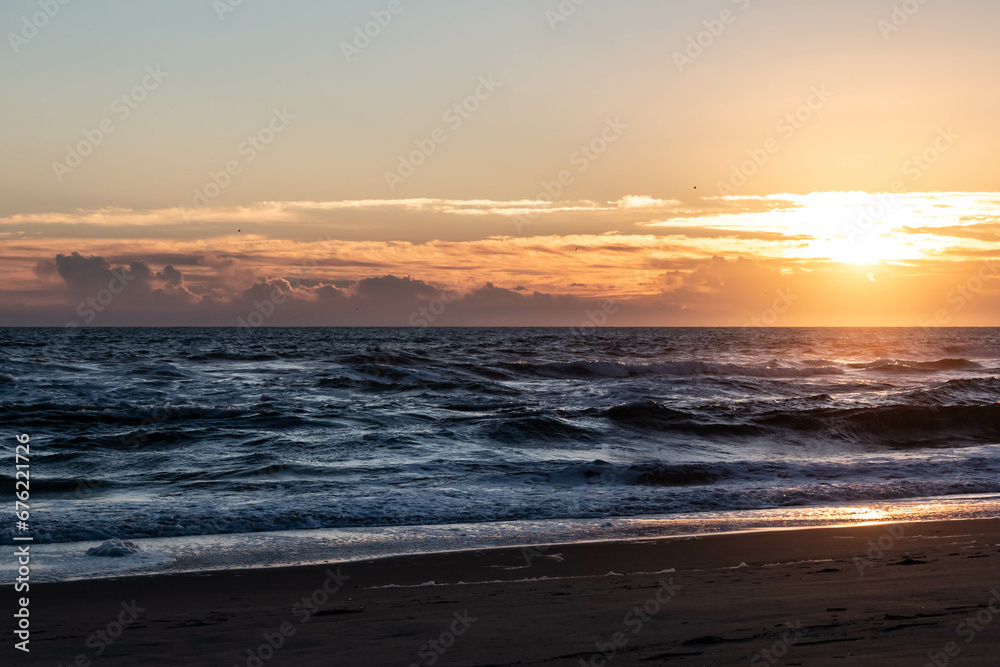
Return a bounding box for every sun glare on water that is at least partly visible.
[851,507,891,523]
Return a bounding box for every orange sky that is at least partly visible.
[1,0,998,325]
[3,192,998,326]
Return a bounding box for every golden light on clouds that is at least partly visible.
[1,191,998,326]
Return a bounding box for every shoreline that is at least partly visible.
[19,517,1000,665]
[11,518,964,583]
[13,492,1000,583]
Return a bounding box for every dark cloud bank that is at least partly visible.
[10,252,673,327]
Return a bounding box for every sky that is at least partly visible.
[1,0,999,326]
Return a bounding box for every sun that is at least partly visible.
[765,191,951,265]
[823,235,923,265]
[790,232,926,266]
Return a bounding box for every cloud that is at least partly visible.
[3,246,999,326]
[353,275,439,302]
[0,195,710,245]
[2,192,998,325]
[157,265,184,287]
[33,258,58,280]
[55,253,152,301]
[617,195,683,209]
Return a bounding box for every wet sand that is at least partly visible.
[15,518,1000,666]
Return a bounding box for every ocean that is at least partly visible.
[3,327,1000,580]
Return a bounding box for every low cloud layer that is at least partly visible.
[1,248,997,327]
[9,251,630,327]
[1,193,999,326]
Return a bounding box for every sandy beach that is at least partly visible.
[6,0,1000,663]
[14,518,999,666]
